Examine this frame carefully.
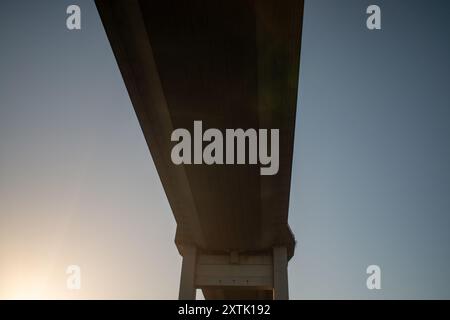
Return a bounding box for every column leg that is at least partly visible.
[178,245,197,300]
[273,246,289,300]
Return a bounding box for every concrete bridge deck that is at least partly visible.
[96,0,304,299]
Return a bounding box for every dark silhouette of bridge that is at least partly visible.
[96,0,304,300]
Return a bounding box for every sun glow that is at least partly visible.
[0,257,68,300]
[1,275,50,300]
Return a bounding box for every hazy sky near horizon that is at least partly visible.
[1,0,450,299]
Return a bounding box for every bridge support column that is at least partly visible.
[178,245,197,300]
[177,247,290,300]
[273,246,289,300]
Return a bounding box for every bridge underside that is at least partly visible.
[96,0,304,299]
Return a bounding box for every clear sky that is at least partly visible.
[1,0,450,299]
